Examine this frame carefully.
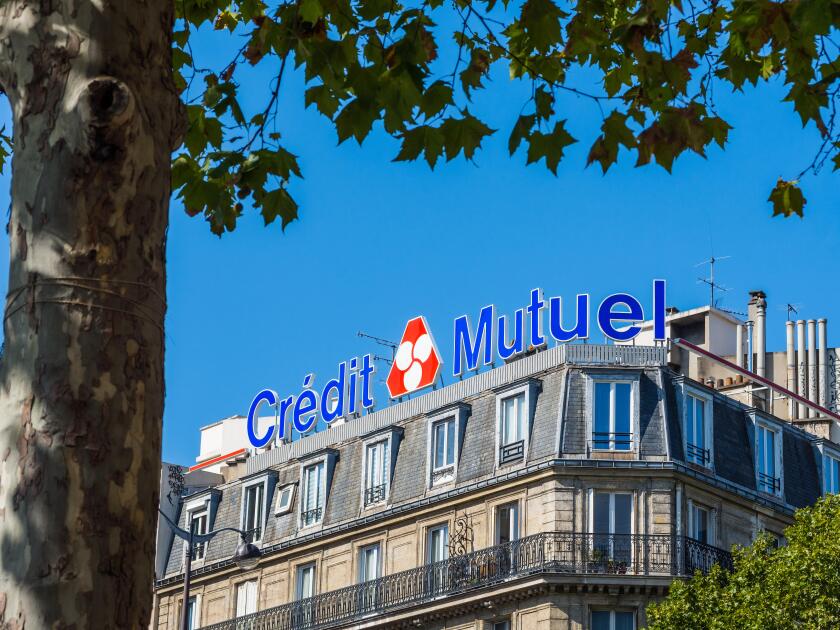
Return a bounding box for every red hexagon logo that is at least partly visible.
[386,316,442,398]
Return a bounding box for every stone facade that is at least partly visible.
[153,346,829,630]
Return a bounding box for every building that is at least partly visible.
[152,310,839,630]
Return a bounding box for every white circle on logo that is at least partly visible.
[395,341,414,371]
[404,361,423,391]
[413,334,433,362]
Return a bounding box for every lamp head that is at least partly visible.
[233,537,261,571]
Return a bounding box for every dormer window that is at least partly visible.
[432,416,456,481]
[592,380,633,451]
[756,423,782,496]
[242,483,265,543]
[364,440,388,506]
[824,452,840,495]
[499,392,526,464]
[684,390,713,468]
[298,449,338,529]
[426,404,470,488]
[188,509,208,560]
[494,380,539,467]
[301,461,325,527]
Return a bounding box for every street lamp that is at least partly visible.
[158,509,262,630]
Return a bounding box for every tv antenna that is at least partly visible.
[783,303,801,321]
[357,331,398,362]
[696,255,731,308]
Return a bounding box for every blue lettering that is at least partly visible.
[293,374,318,434]
[453,305,495,376]
[653,279,667,340]
[497,309,525,360]
[598,293,643,341]
[360,354,375,409]
[549,295,590,342]
[247,389,277,448]
[321,362,346,423]
[527,288,545,348]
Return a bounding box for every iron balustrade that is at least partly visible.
[758,472,781,494]
[592,432,633,450]
[301,507,323,527]
[364,484,387,506]
[686,442,711,465]
[199,532,732,630]
[499,440,525,464]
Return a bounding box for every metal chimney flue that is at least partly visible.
[808,319,817,417]
[818,318,828,410]
[748,291,767,378]
[797,320,807,419]
[786,321,796,418]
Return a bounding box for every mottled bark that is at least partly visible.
[0,1,182,627]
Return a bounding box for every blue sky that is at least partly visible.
[1,25,838,467]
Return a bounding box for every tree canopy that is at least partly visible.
[3,1,834,228]
[647,494,840,630]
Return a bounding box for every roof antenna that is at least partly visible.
[357,331,398,363]
[695,255,731,308]
[784,303,800,321]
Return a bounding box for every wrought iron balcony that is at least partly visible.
[364,484,387,506]
[199,532,732,630]
[592,431,633,450]
[758,472,781,494]
[301,507,323,527]
[686,442,711,465]
[499,440,524,464]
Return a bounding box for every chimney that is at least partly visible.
[736,323,744,368]
[786,321,796,418]
[808,319,817,417]
[797,320,807,419]
[748,291,767,378]
[818,319,828,409]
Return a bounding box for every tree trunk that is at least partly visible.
[0,1,182,627]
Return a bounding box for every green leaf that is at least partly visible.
[420,82,453,119]
[439,113,495,161]
[525,120,576,174]
[768,179,805,218]
[508,114,535,155]
[393,125,444,168]
[255,187,299,229]
[305,85,341,118]
[299,0,324,23]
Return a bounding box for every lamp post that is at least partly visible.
[158,509,262,630]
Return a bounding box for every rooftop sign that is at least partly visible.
[246,280,666,449]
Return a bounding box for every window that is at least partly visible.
[756,424,781,495]
[242,483,264,543]
[296,563,316,600]
[301,461,325,527]
[592,492,632,565]
[688,502,713,545]
[499,393,526,464]
[592,610,635,630]
[188,510,208,560]
[685,394,711,466]
[593,381,632,450]
[496,502,520,545]
[427,524,449,564]
[235,580,257,617]
[359,544,381,582]
[181,596,198,630]
[492,622,511,630]
[430,417,456,484]
[274,484,295,515]
[824,453,840,494]
[364,440,388,506]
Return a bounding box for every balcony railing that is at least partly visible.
[686,442,711,465]
[591,432,633,450]
[758,472,781,494]
[364,484,387,506]
[301,507,323,527]
[499,440,524,464]
[199,532,732,630]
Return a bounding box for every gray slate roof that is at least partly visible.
[160,358,825,581]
